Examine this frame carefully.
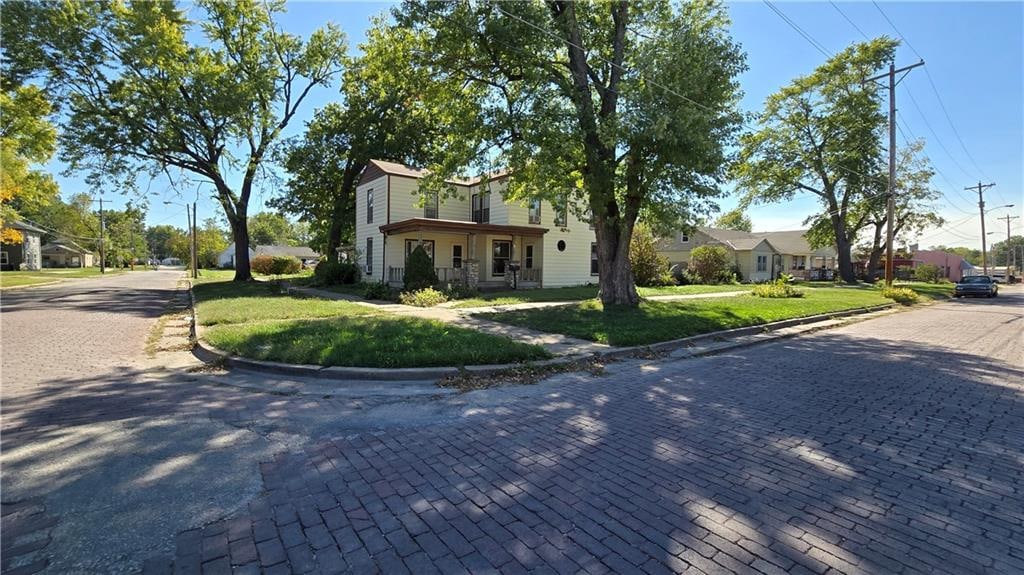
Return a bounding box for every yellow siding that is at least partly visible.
[541,199,595,287]
[354,176,387,281]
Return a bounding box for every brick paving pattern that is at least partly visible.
[151,296,1024,574]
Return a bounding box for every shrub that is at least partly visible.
[399,287,449,307]
[630,223,674,286]
[404,245,437,291]
[362,281,391,300]
[251,255,301,275]
[752,279,804,298]
[314,260,361,286]
[688,245,732,284]
[881,286,919,305]
[914,264,942,283]
[443,281,479,300]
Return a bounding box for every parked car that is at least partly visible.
[954,275,998,298]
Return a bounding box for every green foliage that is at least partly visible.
[1,84,59,243]
[248,212,307,246]
[913,264,942,283]
[714,209,753,232]
[989,235,1024,267]
[630,223,674,287]
[251,255,301,276]
[395,0,746,305]
[399,287,449,307]
[443,281,480,301]
[688,245,733,284]
[403,245,437,291]
[168,219,228,268]
[734,38,899,283]
[752,279,804,298]
[23,0,347,280]
[362,280,391,300]
[881,286,919,305]
[314,259,361,286]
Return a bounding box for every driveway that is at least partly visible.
[2,277,1022,574]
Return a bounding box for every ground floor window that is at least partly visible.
[0,251,7,265]
[365,237,373,274]
[590,243,599,275]
[452,245,463,268]
[791,255,806,270]
[405,239,435,262]
[757,254,768,272]
[525,245,534,269]
[492,240,511,276]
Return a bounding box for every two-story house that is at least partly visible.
[355,160,598,289]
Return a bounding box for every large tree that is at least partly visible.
[856,139,943,282]
[0,84,59,243]
[396,0,745,306]
[735,38,898,284]
[714,208,753,232]
[18,0,346,281]
[273,21,464,258]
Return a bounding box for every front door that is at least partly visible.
[772,254,783,279]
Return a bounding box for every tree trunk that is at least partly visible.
[864,221,884,283]
[230,213,253,282]
[324,161,362,260]
[596,221,639,307]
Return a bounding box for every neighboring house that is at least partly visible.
[41,240,95,268]
[216,243,320,268]
[1,220,44,271]
[909,250,974,282]
[657,227,838,282]
[355,159,598,289]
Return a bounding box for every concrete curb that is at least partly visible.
[187,279,897,381]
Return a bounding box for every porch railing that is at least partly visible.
[519,267,542,283]
[387,266,467,284]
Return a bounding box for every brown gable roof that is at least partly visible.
[360,159,510,188]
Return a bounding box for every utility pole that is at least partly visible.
[98,196,105,274]
[865,60,925,286]
[966,181,997,275]
[186,204,195,278]
[997,213,1020,271]
[192,200,199,279]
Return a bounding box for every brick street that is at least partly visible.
[2,273,1022,574]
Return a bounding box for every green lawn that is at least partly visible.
[891,281,954,301]
[447,284,744,308]
[193,277,550,368]
[481,287,893,346]
[0,268,129,288]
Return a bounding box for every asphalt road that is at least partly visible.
[1,275,1022,574]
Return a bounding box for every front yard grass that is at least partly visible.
[447,283,743,308]
[0,267,130,288]
[193,277,551,368]
[481,287,892,346]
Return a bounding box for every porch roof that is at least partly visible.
[379,217,548,238]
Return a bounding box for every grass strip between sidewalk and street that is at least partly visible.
[479,287,894,347]
[193,277,551,368]
[0,267,130,288]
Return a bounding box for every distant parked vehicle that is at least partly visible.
[954,275,998,298]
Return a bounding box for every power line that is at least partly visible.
[763,1,831,58]
[830,2,870,41]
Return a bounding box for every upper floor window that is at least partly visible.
[472,192,490,223]
[528,199,541,224]
[679,233,689,243]
[366,189,374,224]
[587,208,595,230]
[424,192,439,219]
[554,194,568,227]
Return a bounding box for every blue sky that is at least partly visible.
[49,1,1022,250]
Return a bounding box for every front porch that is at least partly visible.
[379,218,548,290]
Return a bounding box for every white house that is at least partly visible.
[355,159,599,289]
[217,243,320,268]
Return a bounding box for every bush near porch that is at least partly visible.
[479,287,893,346]
[192,278,550,367]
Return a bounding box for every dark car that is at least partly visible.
[954,275,998,298]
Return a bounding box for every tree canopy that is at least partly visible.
[735,38,898,283]
[0,84,59,243]
[17,0,347,280]
[395,0,746,305]
[714,208,753,232]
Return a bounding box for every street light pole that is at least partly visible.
[967,182,997,275]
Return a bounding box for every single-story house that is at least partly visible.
[1,220,44,271]
[656,227,838,283]
[217,243,320,268]
[355,159,599,289]
[41,240,94,268]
